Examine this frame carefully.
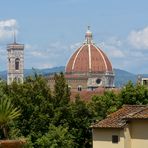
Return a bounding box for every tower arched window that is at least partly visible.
[15,58,20,70]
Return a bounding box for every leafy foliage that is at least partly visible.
[0,97,21,139]
[89,91,121,121]
[68,95,94,148]
[36,125,74,148]
[3,75,53,145]
[0,74,148,147]
[53,72,70,107]
[120,81,148,105]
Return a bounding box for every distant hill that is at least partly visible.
[24,66,65,77]
[0,66,65,80]
[0,66,146,87]
[114,69,137,87]
[0,71,7,80]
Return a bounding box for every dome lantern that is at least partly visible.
[85,26,93,44]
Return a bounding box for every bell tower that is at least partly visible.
[7,35,24,85]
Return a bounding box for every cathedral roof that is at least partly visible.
[65,27,113,74]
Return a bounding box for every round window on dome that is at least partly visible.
[96,79,101,84]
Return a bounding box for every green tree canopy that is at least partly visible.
[0,97,21,139]
[120,81,148,105]
[36,125,74,148]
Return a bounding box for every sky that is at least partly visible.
[0,0,148,74]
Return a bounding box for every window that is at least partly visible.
[77,85,82,91]
[143,80,148,86]
[96,78,101,84]
[15,58,20,70]
[112,135,119,143]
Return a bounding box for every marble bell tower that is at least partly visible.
[7,35,24,85]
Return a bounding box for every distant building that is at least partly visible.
[7,39,24,85]
[48,27,114,91]
[91,105,148,148]
[141,78,148,86]
[137,75,148,87]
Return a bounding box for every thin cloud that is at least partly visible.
[24,42,70,69]
[0,19,17,28]
[99,42,125,58]
[128,26,148,49]
[37,63,53,69]
[0,19,18,42]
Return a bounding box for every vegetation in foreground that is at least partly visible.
[0,73,148,147]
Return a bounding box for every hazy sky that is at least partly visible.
[0,0,148,74]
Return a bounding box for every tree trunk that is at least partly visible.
[3,126,8,139]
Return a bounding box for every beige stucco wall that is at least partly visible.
[131,120,148,148]
[92,128,124,148]
[124,125,131,148]
[93,120,148,148]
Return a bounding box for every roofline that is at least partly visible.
[91,126,124,129]
[123,118,148,120]
[122,105,148,107]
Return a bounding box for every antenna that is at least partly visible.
[13,30,16,43]
[12,25,17,44]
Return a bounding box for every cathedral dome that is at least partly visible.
[65,27,113,74]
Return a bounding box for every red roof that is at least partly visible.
[70,88,106,101]
[92,105,148,128]
[65,28,113,74]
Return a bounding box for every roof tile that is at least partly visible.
[92,105,148,128]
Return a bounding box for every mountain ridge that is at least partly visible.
[0,66,147,87]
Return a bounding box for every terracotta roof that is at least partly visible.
[70,88,120,102]
[91,105,148,128]
[70,88,106,101]
[124,106,148,119]
[65,28,113,74]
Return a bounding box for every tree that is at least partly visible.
[89,91,121,121]
[0,97,21,139]
[3,74,53,146]
[1,73,132,147]
[36,125,74,148]
[120,81,148,105]
[68,95,94,148]
[53,72,70,107]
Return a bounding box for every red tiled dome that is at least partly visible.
[65,27,113,74]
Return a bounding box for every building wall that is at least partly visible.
[48,78,55,90]
[92,120,148,148]
[131,120,148,148]
[67,79,87,90]
[92,128,124,148]
[48,78,88,91]
[124,125,131,148]
[7,44,24,85]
